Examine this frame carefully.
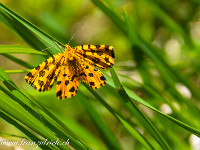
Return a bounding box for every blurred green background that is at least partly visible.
[1,0,200,150]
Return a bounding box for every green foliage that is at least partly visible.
[0,0,200,150]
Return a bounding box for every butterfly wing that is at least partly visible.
[56,57,79,99]
[25,53,63,92]
[78,60,106,89]
[75,45,114,70]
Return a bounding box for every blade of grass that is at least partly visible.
[82,84,155,150]
[0,89,69,150]
[0,3,62,55]
[110,68,171,150]
[5,69,31,74]
[0,45,46,55]
[78,90,122,150]
[48,110,106,150]
[102,72,200,137]
[2,54,34,69]
[0,109,53,150]
[91,0,126,34]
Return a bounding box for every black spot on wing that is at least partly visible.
[97,51,103,56]
[44,60,48,65]
[83,54,87,58]
[100,76,106,81]
[111,50,115,58]
[105,57,109,63]
[96,45,100,49]
[80,73,87,77]
[54,76,57,80]
[44,65,49,71]
[56,90,62,97]
[57,81,61,85]
[94,68,98,71]
[71,75,78,81]
[32,84,37,90]
[65,80,69,86]
[89,73,93,77]
[105,45,109,51]
[69,86,75,92]
[38,80,44,87]
[35,65,40,70]
[39,71,45,77]
[92,58,100,63]
[49,84,53,88]
[52,56,55,64]
[27,72,34,78]
[63,74,67,77]
[89,82,95,86]
[85,65,89,69]
[47,73,54,80]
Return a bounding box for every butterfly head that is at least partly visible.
[65,44,71,50]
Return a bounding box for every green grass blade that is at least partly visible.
[110,68,171,150]
[0,45,46,54]
[48,110,105,150]
[79,89,122,150]
[2,54,34,68]
[103,72,200,137]
[83,84,155,150]
[0,88,69,150]
[0,108,53,150]
[91,0,126,34]
[0,3,62,55]
[5,69,31,74]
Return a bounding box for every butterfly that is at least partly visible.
[25,44,114,99]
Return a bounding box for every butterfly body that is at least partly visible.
[25,44,114,99]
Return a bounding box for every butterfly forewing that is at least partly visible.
[25,53,63,91]
[75,45,114,70]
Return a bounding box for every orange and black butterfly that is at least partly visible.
[25,44,114,99]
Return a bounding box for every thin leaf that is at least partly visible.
[110,68,171,150]
[0,45,46,55]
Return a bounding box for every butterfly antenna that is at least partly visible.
[41,46,55,51]
[52,39,66,52]
[68,26,83,45]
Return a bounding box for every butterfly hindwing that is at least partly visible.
[79,61,106,89]
[56,58,79,99]
[75,45,114,70]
